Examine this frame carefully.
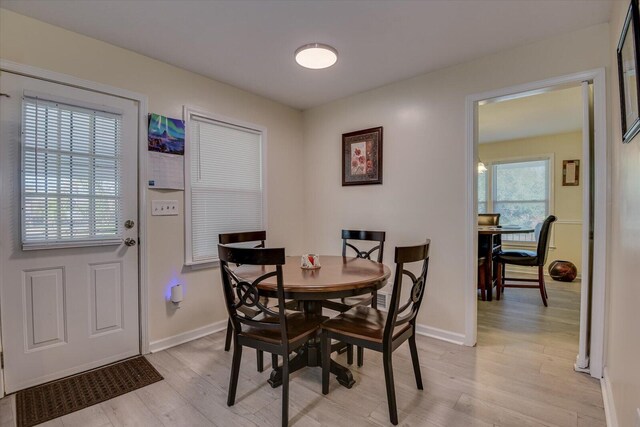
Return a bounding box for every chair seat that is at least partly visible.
[494,250,539,266]
[240,312,323,344]
[322,306,411,343]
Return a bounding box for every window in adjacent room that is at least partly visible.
[185,109,265,264]
[478,171,488,214]
[477,157,552,243]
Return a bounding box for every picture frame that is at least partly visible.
[562,160,580,186]
[616,0,640,143]
[342,127,383,186]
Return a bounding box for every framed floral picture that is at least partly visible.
[617,0,640,143]
[342,127,383,186]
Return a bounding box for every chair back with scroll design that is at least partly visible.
[384,240,430,343]
[342,230,385,263]
[219,231,266,248]
[478,213,500,226]
[478,213,501,250]
[218,245,288,347]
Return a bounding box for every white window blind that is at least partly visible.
[492,159,550,242]
[188,115,263,264]
[22,95,123,249]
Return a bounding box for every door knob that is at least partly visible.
[123,238,137,247]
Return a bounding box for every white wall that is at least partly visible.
[606,2,640,426]
[302,24,610,336]
[0,9,305,345]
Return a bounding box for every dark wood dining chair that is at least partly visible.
[493,215,557,306]
[218,245,323,427]
[478,256,487,300]
[323,229,386,367]
[219,231,267,371]
[321,240,430,426]
[478,214,501,301]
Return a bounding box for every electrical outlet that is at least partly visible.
[152,200,179,216]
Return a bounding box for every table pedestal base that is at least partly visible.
[267,300,355,389]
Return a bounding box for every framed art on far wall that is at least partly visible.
[342,126,383,186]
[616,0,640,143]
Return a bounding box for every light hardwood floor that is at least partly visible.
[0,277,605,427]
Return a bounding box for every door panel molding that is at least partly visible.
[23,267,67,350]
[89,261,124,336]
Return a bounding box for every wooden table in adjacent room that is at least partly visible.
[478,226,534,301]
[234,255,391,389]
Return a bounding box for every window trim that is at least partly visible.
[183,105,268,267]
[480,153,554,246]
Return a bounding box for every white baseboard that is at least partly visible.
[506,265,582,280]
[601,367,619,427]
[148,320,227,353]
[415,324,466,346]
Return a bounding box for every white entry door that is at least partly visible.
[0,72,140,393]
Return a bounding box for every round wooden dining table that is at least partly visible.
[234,255,391,389]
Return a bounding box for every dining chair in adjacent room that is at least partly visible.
[219,231,269,371]
[219,245,323,427]
[321,240,430,425]
[322,229,386,367]
[493,215,557,306]
[477,213,501,301]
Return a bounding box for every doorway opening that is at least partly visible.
[465,69,607,379]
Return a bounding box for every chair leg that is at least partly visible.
[347,344,353,365]
[478,264,486,301]
[272,353,279,369]
[321,331,330,395]
[257,350,264,372]
[408,334,423,390]
[538,265,548,307]
[383,349,398,425]
[357,346,364,367]
[281,352,290,427]
[495,262,502,301]
[227,340,242,406]
[224,319,232,351]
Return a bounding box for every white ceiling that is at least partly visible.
[478,86,583,143]
[0,0,611,110]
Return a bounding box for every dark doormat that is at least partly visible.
[15,356,163,427]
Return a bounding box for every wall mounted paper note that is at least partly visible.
[147,114,185,190]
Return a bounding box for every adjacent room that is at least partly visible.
[0,1,638,427]
[475,86,592,384]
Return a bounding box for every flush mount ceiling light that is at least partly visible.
[295,43,338,69]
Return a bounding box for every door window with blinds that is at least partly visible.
[185,110,264,264]
[21,94,123,249]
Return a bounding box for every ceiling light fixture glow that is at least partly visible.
[295,43,338,69]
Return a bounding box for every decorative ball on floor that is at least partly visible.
[548,260,577,282]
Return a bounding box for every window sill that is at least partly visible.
[22,238,122,251]
[502,242,556,250]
